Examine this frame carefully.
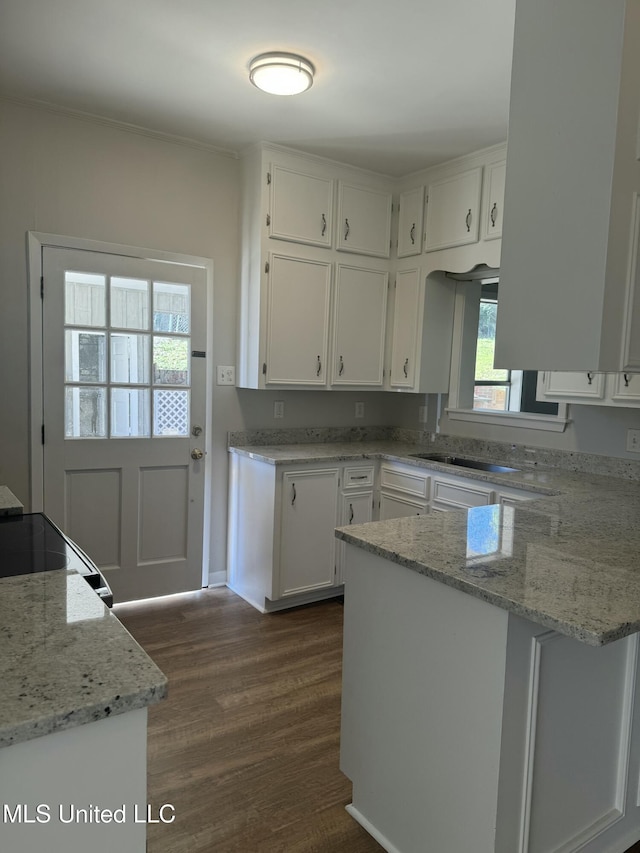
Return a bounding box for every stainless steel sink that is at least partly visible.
[409,453,519,474]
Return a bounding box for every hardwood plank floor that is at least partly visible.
[116,588,384,853]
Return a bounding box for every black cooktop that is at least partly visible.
[0,512,87,577]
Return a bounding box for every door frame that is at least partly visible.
[27,231,214,587]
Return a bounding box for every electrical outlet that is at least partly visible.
[274,401,284,419]
[355,402,365,418]
[627,428,640,452]
[217,365,235,386]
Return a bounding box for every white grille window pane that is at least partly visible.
[111,278,150,330]
[153,389,189,436]
[65,330,106,383]
[153,282,190,333]
[111,333,150,384]
[153,336,189,386]
[65,272,106,327]
[111,388,151,437]
[65,387,107,438]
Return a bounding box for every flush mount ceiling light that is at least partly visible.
[249,52,315,96]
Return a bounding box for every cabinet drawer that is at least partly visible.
[432,477,494,509]
[343,466,375,488]
[380,464,430,499]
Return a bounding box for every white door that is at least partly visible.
[41,247,208,603]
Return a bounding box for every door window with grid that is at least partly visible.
[64,272,191,438]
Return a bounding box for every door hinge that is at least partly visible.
[267,171,271,185]
[266,213,271,227]
[40,276,44,299]
[265,261,269,273]
[41,424,45,445]
[262,362,267,375]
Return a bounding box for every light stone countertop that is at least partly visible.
[230,441,640,646]
[0,570,167,749]
[0,485,24,515]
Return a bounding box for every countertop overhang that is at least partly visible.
[0,569,167,749]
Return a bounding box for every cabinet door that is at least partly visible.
[397,187,425,257]
[540,371,606,400]
[336,489,374,583]
[279,469,340,597]
[265,255,331,385]
[425,167,483,252]
[431,475,495,510]
[336,182,392,258]
[389,268,421,389]
[332,265,387,386]
[269,165,333,248]
[609,372,640,405]
[379,492,427,520]
[483,161,506,242]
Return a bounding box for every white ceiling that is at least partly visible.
[0,0,516,176]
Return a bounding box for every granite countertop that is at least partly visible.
[229,440,640,646]
[0,570,167,749]
[0,485,24,515]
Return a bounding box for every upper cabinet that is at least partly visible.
[495,0,640,373]
[336,182,392,258]
[397,187,425,257]
[424,167,483,252]
[268,165,334,248]
[482,160,506,242]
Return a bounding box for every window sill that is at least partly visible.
[445,406,571,433]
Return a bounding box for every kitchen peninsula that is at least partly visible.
[228,432,640,853]
[0,563,167,853]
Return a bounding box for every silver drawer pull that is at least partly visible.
[351,475,368,480]
[349,504,354,524]
[465,209,472,232]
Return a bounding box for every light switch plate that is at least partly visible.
[274,401,284,419]
[627,428,640,452]
[355,402,365,418]
[217,366,235,385]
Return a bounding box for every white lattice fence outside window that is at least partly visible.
[154,390,189,436]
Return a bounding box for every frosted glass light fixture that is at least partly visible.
[249,52,315,96]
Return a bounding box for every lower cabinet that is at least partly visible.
[227,454,372,612]
[228,453,543,612]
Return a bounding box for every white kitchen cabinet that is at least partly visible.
[482,160,506,241]
[378,462,430,519]
[397,186,425,257]
[228,454,375,612]
[538,371,606,402]
[424,167,483,252]
[264,254,331,386]
[331,264,387,386]
[431,472,495,511]
[279,468,340,597]
[336,181,392,258]
[336,465,375,583]
[268,164,334,248]
[388,268,455,393]
[609,371,640,404]
[495,0,640,373]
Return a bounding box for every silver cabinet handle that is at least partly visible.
[624,373,631,387]
[344,218,350,240]
[291,483,296,505]
[339,355,344,376]
[321,213,327,236]
[490,202,498,228]
[465,209,472,232]
[351,475,368,480]
[316,355,322,377]
[349,503,354,524]
[410,223,416,245]
[403,358,409,378]
[587,371,594,385]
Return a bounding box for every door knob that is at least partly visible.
[192,425,203,436]
[191,448,204,460]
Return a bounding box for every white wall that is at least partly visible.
[0,99,392,581]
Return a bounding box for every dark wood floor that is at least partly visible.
[116,588,383,853]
